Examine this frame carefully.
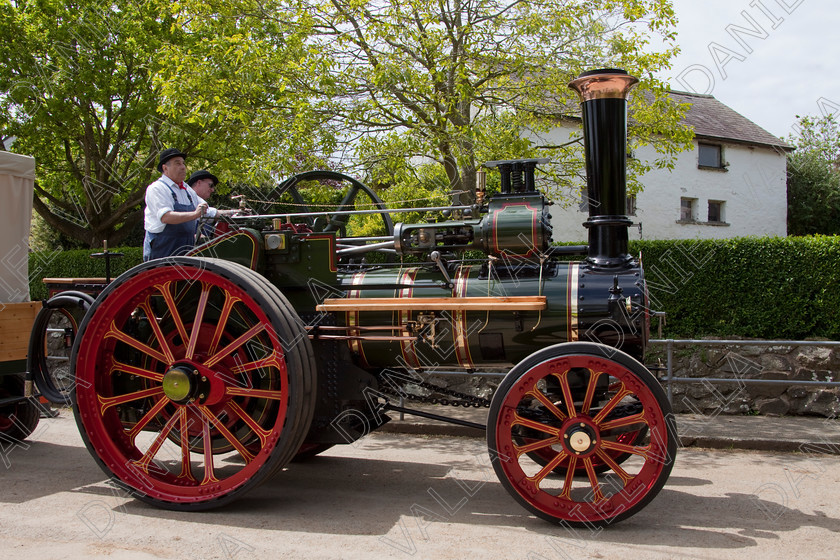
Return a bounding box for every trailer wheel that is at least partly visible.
[0,375,40,441]
[488,342,676,527]
[72,258,316,510]
[28,291,94,405]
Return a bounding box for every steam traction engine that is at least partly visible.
[70,69,676,527]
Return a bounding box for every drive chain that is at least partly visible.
[378,376,492,409]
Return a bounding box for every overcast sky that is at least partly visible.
[665,0,840,140]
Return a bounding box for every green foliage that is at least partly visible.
[786,114,840,236]
[0,0,197,247]
[154,0,335,182]
[633,237,840,339]
[29,247,143,300]
[5,0,694,247]
[169,0,693,204]
[350,175,451,238]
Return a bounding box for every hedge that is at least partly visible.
[28,247,143,300]
[27,237,840,339]
[629,236,840,340]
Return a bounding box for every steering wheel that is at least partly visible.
[269,170,394,237]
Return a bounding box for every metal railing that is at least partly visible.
[649,338,840,403]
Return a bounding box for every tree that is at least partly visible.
[0,0,203,247]
[301,0,693,202]
[153,1,338,183]
[786,114,840,236]
[165,0,693,204]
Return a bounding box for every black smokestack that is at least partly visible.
[569,69,638,269]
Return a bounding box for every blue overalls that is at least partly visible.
[144,185,199,261]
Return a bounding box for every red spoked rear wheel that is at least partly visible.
[488,342,676,527]
[72,258,315,510]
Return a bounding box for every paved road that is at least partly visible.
[1,412,839,560]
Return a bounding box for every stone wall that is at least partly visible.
[647,341,840,417]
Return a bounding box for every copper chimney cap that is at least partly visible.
[569,68,639,102]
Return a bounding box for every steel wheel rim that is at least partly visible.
[74,264,291,505]
[493,353,672,524]
[41,308,77,402]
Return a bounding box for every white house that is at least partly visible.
[544,91,793,241]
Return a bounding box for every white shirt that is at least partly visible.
[144,175,217,233]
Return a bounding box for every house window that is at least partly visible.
[680,197,696,221]
[708,200,725,223]
[626,194,637,216]
[579,194,637,215]
[698,143,724,169]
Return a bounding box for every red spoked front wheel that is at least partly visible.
[488,342,676,527]
[72,258,315,510]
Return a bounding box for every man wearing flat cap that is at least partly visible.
[187,169,222,243]
[187,169,218,200]
[143,148,217,261]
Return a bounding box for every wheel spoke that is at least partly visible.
[559,455,578,499]
[197,405,255,464]
[126,396,171,444]
[582,458,605,502]
[185,282,211,360]
[200,415,219,485]
[97,386,165,415]
[178,407,196,481]
[528,450,569,487]
[601,440,650,459]
[580,370,603,414]
[595,449,632,484]
[599,412,646,431]
[227,400,272,448]
[204,323,268,368]
[514,436,561,458]
[554,370,577,418]
[208,292,241,356]
[104,320,169,364]
[132,411,180,474]
[225,386,285,401]
[137,300,175,364]
[155,281,190,347]
[229,351,285,375]
[337,184,361,210]
[527,389,567,422]
[110,359,164,383]
[512,412,559,436]
[592,385,633,424]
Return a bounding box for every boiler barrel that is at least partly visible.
[333,263,646,370]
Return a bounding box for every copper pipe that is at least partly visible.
[307,334,418,341]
